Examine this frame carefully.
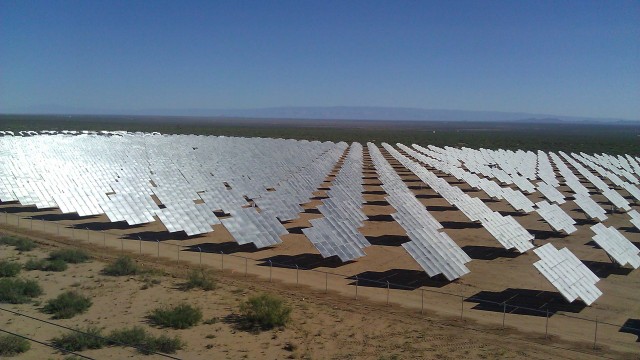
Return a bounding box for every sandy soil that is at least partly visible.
[0,145,639,359]
[0,235,630,360]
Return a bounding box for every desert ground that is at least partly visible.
[0,144,639,359]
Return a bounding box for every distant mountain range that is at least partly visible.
[2,105,638,123]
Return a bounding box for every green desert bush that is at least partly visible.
[0,278,43,303]
[146,333,185,354]
[0,260,21,277]
[148,303,202,329]
[108,326,184,354]
[49,248,90,264]
[24,258,68,272]
[102,256,139,276]
[239,293,292,330]
[108,326,147,347]
[0,236,36,251]
[183,268,216,291]
[51,326,106,352]
[42,291,92,319]
[0,334,31,356]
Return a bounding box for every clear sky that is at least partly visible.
[1,0,639,119]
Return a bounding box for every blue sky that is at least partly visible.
[1,0,639,119]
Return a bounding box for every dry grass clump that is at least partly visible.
[0,334,31,356]
[239,293,292,330]
[102,256,139,276]
[0,236,36,251]
[109,326,184,354]
[148,303,202,329]
[0,278,43,303]
[42,291,92,319]
[0,260,21,277]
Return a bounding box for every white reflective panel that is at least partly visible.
[533,243,602,306]
[368,143,470,281]
[0,133,345,242]
[535,200,577,234]
[590,223,640,269]
[573,194,607,222]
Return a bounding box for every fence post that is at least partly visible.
[17,216,19,227]
[57,223,60,236]
[177,245,180,261]
[421,289,424,315]
[295,265,299,286]
[325,272,328,294]
[502,302,506,328]
[386,281,390,305]
[30,217,33,230]
[269,260,272,282]
[138,237,142,254]
[545,308,549,339]
[220,251,224,273]
[460,294,464,320]
[103,231,106,246]
[593,316,598,349]
[156,240,160,258]
[245,257,248,277]
[86,228,89,242]
[198,247,202,265]
[355,276,358,300]
[121,238,124,252]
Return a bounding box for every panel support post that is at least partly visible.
[386,281,390,305]
[220,251,224,273]
[269,260,272,282]
[325,272,328,294]
[245,257,248,277]
[593,316,598,349]
[545,308,549,339]
[460,294,464,320]
[502,302,506,328]
[355,276,359,300]
[295,265,299,286]
[121,238,124,252]
[421,289,424,315]
[198,247,202,265]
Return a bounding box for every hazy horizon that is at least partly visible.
[3,105,640,123]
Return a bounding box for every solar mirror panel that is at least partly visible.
[533,243,602,305]
[590,223,640,269]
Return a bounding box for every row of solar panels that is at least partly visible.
[302,143,371,261]
[369,143,471,281]
[399,142,639,305]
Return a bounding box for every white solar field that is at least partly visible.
[1,131,639,312]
